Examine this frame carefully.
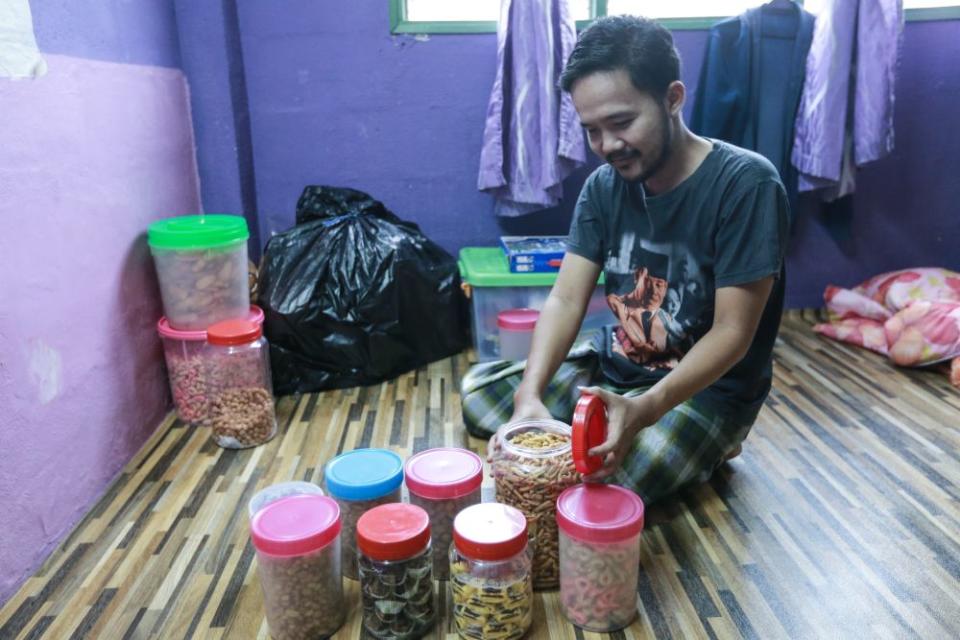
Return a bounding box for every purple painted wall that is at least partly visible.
[231,2,957,308]
[0,10,200,606]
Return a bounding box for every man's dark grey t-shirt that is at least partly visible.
[567,140,790,414]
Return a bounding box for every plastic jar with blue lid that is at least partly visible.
[324,448,404,579]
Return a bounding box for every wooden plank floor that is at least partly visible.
[2,310,959,639]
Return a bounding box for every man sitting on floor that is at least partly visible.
[462,15,790,505]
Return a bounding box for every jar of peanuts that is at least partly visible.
[250,494,345,640]
[557,484,644,632]
[404,448,483,580]
[450,503,533,640]
[490,419,579,589]
[324,448,404,580]
[157,305,264,426]
[357,503,435,638]
[205,318,277,449]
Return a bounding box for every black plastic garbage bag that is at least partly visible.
[258,186,470,394]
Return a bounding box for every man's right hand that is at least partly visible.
[486,392,553,463]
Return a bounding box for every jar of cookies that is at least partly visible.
[324,448,404,580]
[357,503,435,638]
[450,503,533,640]
[557,484,645,632]
[490,419,579,589]
[250,494,345,640]
[404,448,483,580]
[205,318,277,449]
[147,214,250,331]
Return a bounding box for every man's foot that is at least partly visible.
[724,443,743,461]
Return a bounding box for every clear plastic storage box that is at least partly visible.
[458,248,609,361]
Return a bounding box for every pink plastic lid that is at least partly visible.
[404,448,483,500]
[357,503,431,561]
[157,305,264,341]
[497,308,540,331]
[250,494,341,556]
[454,503,528,561]
[556,484,644,544]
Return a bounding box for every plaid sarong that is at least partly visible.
[461,339,758,505]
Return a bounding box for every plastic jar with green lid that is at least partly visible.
[148,214,250,331]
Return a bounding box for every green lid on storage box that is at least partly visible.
[148,215,249,250]
[458,247,604,287]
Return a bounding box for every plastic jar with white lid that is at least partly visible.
[357,503,435,639]
[450,503,533,640]
[205,318,277,448]
[557,483,645,632]
[250,494,345,640]
[324,448,404,579]
[404,447,483,579]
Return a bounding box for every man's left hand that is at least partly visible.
[578,386,663,481]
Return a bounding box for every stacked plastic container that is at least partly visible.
[148,215,278,449]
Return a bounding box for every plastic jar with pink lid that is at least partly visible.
[404,448,483,579]
[250,494,345,640]
[450,503,533,640]
[497,308,539,360]
[556,483,645,632]
[157,305,264,425]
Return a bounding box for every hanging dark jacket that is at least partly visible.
[691,4,815,218]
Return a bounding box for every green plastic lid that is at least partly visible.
[148,215,249,250]
[458,247,604,287]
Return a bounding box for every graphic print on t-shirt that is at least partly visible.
[604,232,712,370]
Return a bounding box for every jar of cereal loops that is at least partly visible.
[324,448,404,580]
[157,305,263,426]
[404,448,483,580]
[204,318,277,449]
[557,483,645,632]
[251,494,345,640]
[357,503,435,639]
[490,419,579,589]
[450,503,533,640]
[148,214,250,331]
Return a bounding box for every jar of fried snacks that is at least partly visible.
[250,494,345,640]
[557,484,645,632]
[357,503,435,639]
[324,448,404,580]
[450,503,533,640]
[490,419,579,589]
[404,447,483,580]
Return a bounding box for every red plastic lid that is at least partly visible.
[556,484,644,543]
[356,503,431,561]
[572,393,607,474]
[250,494,341,556]
[497,308,540,331]
[207,318,262,345]
[453,503,528,561]
[157,305,264,341]
[404,448,483,500]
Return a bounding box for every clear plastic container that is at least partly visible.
[404,448,483,579]
[497,309,539,361]
[250,494,345,640]
[205,318,277,449]
[490,419,580,589]
[248,480,324,520]
[357,503,435,638]
[450,503,533,640]
[157,305,263,425]
[324,448,404,580]
[557,484,645,632]
[148,214,251,331]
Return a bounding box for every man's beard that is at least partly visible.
[608,108,673,184]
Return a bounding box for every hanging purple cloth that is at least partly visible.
[478,0,586,217]
[791,0,903,200]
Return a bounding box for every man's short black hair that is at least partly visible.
[560,15,681,99]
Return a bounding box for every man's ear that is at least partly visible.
[665,80,685,116]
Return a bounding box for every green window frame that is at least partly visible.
[389,0,960,34]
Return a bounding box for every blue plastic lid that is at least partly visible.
[324,449,404,501]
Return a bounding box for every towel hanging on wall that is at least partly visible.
[478,0,586,217]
